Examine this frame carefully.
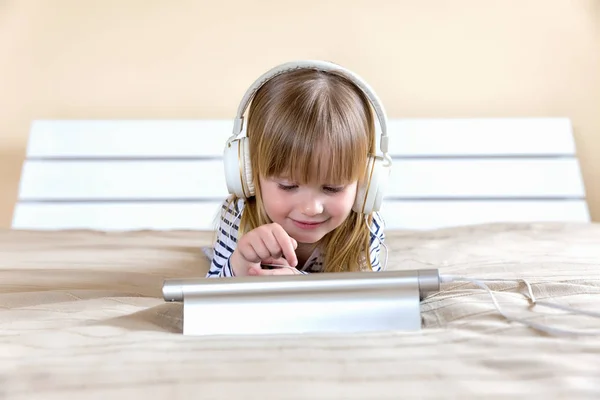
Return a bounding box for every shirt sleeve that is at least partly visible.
[206,198,243,278]
[368,212,386,272]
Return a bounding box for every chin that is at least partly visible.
[293,233,325,244]
[287,227,329,244]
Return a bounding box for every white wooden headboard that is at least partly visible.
[12,118,589,231]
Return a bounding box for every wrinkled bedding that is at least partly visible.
[1,222,599,399]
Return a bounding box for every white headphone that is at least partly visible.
[223,60,392,215]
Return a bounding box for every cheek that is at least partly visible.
[260,184,289,218]
[264,197,286,216]
[332,186,357,216]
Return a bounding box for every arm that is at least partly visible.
[206,199,243,278]
[368,212,387,272]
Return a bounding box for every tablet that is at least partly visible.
[163,269,440,335]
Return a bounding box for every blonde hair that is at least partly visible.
[227,68,377,272]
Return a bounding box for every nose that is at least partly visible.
[300,193,324,216]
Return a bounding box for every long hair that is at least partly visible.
[226,68,377,272]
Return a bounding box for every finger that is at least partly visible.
[262,229,283,259]
[252,267,298,276]
[249,237,272,261]
[261,256,291,267]
[239,245,261,264]
[249,266,274,276]
[270,267,299,275]
[271,225,298,267]
[238,235,262,263]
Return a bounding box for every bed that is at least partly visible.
[2,118,599,398]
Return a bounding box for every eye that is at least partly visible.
[323,186,344,194]
[277,183,298,191]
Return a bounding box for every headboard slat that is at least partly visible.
[17,158,586,200]
[26,118,576,158]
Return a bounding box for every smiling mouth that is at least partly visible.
[291,219,327,229]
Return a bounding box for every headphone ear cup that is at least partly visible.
[223,137,255,198]
[353,156,391,214]
[241,138,255,196]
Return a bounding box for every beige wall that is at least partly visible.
[1,0,599,228]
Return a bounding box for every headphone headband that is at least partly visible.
[228,60,390,158]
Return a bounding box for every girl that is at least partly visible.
[207,62,389,277]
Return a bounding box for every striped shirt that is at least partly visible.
[206,197,386,277]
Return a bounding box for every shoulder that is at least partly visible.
[369,212,385,237]
[367,212,386,271]
[219,196,245,223]
[367,212,385,252]
[216,196,245,242]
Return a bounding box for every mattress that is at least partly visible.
[1,222,599,399]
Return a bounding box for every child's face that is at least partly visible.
[259,175,358,244]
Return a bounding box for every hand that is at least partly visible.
[230,223,298,277]
[251,258,302,276]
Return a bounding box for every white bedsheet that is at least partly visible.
[1,222,599,399]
